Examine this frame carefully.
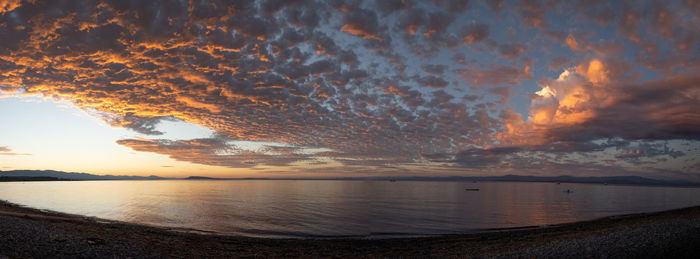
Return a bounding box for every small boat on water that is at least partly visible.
[465,188,480,191]
[564,189,573,193]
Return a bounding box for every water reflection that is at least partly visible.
[0,180,699,238]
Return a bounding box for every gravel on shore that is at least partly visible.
[1,200,700,258]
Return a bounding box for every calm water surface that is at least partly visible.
[1,180,700,238]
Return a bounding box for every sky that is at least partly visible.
[0,0,699,179]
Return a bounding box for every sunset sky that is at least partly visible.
[0,0,698,179]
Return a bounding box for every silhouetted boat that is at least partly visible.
[564,189,573,193]
[465,188,480,191]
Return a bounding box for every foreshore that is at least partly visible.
[1,200,699,258]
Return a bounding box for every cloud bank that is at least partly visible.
[0,0,698,179]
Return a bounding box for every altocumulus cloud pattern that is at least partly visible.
[0,0,699,178]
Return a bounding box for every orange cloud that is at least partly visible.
[576,59,609,85]
[0,0,20,14]
[0,1,697,178]
[565,34,580,50]
[564,34,624,56]
[527,58,617,127]
[340,24,381,40]
[0,146,30,155]
[498,57,700,150]
[176,96,221,114]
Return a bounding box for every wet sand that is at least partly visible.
[1,200,699,258]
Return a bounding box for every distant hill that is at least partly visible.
[180,175,700,187]
[0,176,67,182]
[0,170,168,181]
[185,176,216,180]
[3,170,697,187]
[367,175,700,187]
[475,175,698,187]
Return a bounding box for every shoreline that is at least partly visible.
[1,200,700,257]
[0,197,693,240]
[3,174,700,188]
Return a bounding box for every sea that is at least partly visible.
[1,180,699,238]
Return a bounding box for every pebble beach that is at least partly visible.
[1,200,700,258]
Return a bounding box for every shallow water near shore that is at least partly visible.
[1,180,699,238]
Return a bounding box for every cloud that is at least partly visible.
[486,0,504,13]
[501,59,700,146]
[422,64,448,75]
[450,147,523,169]
[416,75,449,88]
[573,0,700,72]
[375,0,410,15]
[514,0,551,28]
[0,0,20,14]
[0,0,698,179]
[0,146,30,155]
[116,137,312,168]
[457,62,532,87]
[548,56,571,71]
[103,114,167,135]
[565,34,625,55]
[546,74,700,142]
[615,142,686,162]
[460,22,489,44]
[486,40,528,59]
[340,7,382,40]
[423,11,454,38]
[479,55,700,179]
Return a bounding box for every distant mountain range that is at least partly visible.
[184,176,216,180]
[0,170,168,181]
[442,174,700,187]
[1,170,698,187]
[183,174,700,187]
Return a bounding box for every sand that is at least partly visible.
[1,200,700,258]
